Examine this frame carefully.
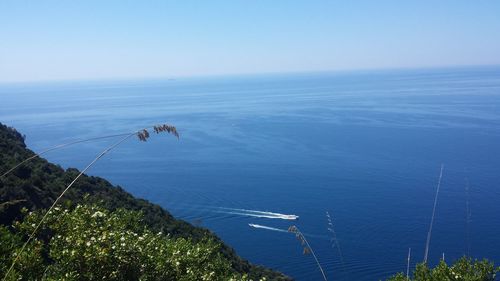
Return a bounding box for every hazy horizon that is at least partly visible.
[1,1,500,83]
[1,64,499,86]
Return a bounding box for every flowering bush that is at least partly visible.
[1,204,250,281]
[388,258,499,281]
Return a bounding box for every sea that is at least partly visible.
[1,66,500,280]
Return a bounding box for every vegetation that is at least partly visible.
[0,123,290,280]
[1,203,246,280]
[288,225,327,281]
[387,258,499,281]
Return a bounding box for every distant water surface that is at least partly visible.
[1,66,500,280]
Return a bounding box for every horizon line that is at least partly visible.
[1,63,499,86]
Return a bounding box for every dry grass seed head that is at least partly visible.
[138,124,179,142]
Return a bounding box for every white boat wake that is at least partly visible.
[248,223,289,233]
[217,207,299,220]
[248,223,328,240]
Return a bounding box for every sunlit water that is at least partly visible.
[1,66,500,280]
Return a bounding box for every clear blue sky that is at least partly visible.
[1,1,499,82]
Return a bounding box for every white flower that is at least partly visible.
[91,211,105,218]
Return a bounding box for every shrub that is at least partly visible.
[387,258,499,281]
[1,204,249,281]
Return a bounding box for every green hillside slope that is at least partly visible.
[0,123,290,280]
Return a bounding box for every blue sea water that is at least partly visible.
[1,66,500,280]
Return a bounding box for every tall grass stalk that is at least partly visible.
[1,132,132,178]
[1,124,178,178]
[423,164,444,263]
[326,211,346,273]
[406,247,411,280]
[2,124,178,281]
[288,225,328,281]
[465,176,472,256]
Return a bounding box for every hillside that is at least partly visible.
[0,123,290,280]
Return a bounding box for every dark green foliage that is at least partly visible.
[387,258,499,281]
[0,225,45,281]
[1,204,242,280]
[0,123,290,280]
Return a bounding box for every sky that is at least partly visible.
[1,1,500,82]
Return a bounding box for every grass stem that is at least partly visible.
[423,164,444,263]
[289,225,328,281]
